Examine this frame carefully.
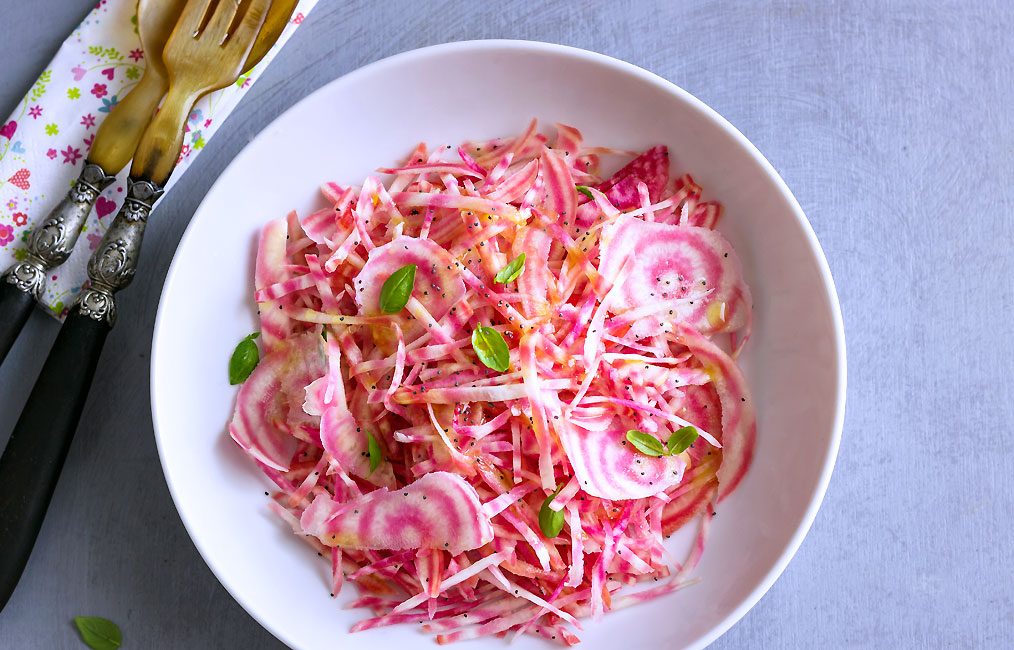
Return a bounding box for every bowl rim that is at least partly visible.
[151,38,847,650]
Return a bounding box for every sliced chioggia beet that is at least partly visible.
[557,416,686,500]
[229,332,325,471]
[598,215,751,337]
[675,325,756,499]
[255,218,292,353]
[354,235,465,320]
[301,472,493,554]
[595,145,669,209]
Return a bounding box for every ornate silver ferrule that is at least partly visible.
[2,260,46,299]
[1,161,116,300]
[73,177,164,325]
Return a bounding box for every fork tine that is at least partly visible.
[201,0,262,45]
[190,0,219,38]
[221,0,251,45]
[222,0,271,47]
[131,0,273,184]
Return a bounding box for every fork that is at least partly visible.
[0,0,273,612]
[0,0,186,365]
[0,0,297,367]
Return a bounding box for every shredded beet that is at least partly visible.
[228,121,755,644]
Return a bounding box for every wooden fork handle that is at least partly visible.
[130,86,200,185]
[87,68,169,174]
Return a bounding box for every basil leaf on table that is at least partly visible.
[471,325,510,372]
[494,253,526,284]
[73,616,121,650]
[379,263,417,313]
[625,430,666,457]
[228,332,260,385]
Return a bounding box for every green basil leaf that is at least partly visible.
[666,426,699,455]
[379,264,417,313]
[73,616,122,650]
[471,325,510,372]
[538,488,566,538]
[228,333,260,385]
[625,430,665,457]
[367,431,383,474]
[575,185,594,199]
[494,253,526,284]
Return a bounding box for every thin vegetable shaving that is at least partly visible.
[227,121,755,645]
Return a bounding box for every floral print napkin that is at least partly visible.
[0,0,317,317]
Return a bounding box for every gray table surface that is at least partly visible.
[1,1,1012,648]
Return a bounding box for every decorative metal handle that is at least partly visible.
[73,177,163,325]
[1,162,115,300]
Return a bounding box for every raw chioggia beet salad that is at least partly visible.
[227,120,755,645]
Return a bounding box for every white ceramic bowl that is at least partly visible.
[152,40,845,650]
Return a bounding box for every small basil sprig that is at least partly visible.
[575,185,594,199]
[379,264,417,313]
[228,332,260,385]
[538,486,565,538]
[625,430,665,457]
[73,616,122,650]
[494,253,526,284]
[367,431,383,474]
[666,426,699,455]
[626,426,699,457]
[471,325,510,372]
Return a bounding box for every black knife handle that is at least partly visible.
[0,280,35,367]
[0,310,110,611]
